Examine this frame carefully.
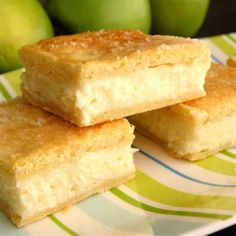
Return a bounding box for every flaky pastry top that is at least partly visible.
[0,99,134,178]
[19,30,210,80]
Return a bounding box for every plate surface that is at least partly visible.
[1,33,236,236]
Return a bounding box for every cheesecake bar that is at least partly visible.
[19,30,211,127]
[130,64,236,161]
[0,99,135,226]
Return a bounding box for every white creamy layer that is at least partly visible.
[172,115,236,156]
[0,146,135,219]
[76,62,207,125]
[132,110,236,156]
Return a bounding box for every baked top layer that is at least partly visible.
[165,64,236,124]
[19,30,210,79]
[21,29,204,61]
[0,99,134,177]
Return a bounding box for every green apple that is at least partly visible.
[150,0,209,37]
[0,0,53,73]
[45,0,151,34]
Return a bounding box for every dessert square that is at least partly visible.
[130,64,236,161]
[19,30,211,127]
[0,99,135,226]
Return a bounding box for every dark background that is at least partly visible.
[196,0,236,37]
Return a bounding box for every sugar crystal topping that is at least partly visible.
[24,29,201,64]
[37,30,172,61]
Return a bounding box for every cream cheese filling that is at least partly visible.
[76,62,207,125]
[22,60,208,126]
[172,115,236,156]
[132,110,236,156]
[0,146,135,219]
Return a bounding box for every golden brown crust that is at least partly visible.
[164,64,236,124]
[0,171,135,227]
[19,30,210,80]
[0,99,134,178]
[20,30,206,62]
[227,56,236,67]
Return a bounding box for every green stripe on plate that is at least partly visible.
[226,34,236,44]
[196,155,236,176]
[125,171,236,211]
[48,215,80,236]
[3,70,22,96]
[210,36,236,56]
[221,150,236,159]
[111,188,230,220]
[0,82,11,100]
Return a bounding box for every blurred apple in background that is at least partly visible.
[45,0,151,33]
[150,0,209,37]
[0,0,53,73]
[0,0,210,74]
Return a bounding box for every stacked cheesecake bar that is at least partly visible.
[130,63,236,161]
[0,30,211,226]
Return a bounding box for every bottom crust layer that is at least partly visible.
[133,126,236,161]
[160,139,236,161]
